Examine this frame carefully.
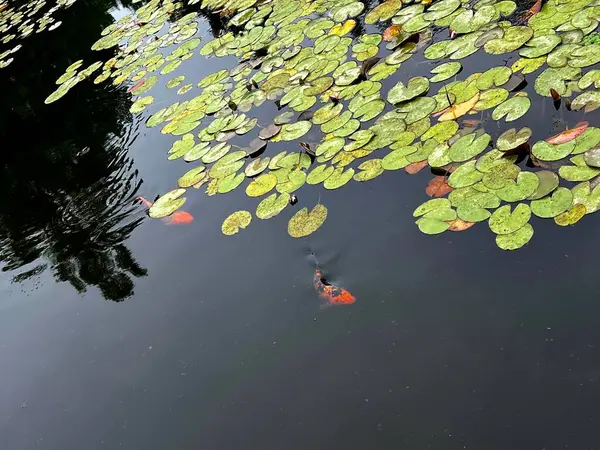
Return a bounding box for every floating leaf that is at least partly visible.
[178,166,206,188]
[448,133,491,162]
[531,140,575,162]
[497,127,532,151]
[272,121,312,141]
[415,217,450,234]
[256,193,290,219]
[491,95,531,121]
[222,210,252,236]
[405,160,428,174]
[246,173,277,197]
[448,161,482,188]
[554,204,586,226]
[307,165,335,184]
[530,187,573,218]
[387,76,430,104]
[354,159,384,181]
[448,218,475,232]
[430,62,462,83]
[149,189,186,219]
[495,223,534,251]
[495,172,539,202]
[528,171,559,200]
[546,122,589,144]
[287,204,328,238]
[488,204,531,235]
[426,176,453,197]
[324,167,355,189]
[437,93,479,121]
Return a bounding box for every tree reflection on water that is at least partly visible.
[0,0,147,301]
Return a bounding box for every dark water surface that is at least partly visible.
[2,1,600,449]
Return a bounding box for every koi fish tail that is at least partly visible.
[136,196,153,208]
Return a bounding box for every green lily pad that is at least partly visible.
[531,140,575,161]
[530,187,574,218]
[246,173,277,197]
[528,171,560,200]
[271,121,312,141]
[307,164,335,184]
[413,198,452,217]
[448,161,483,188]
[558,164,600,182]
[245,157,270,177]
[476,66,512,90]
[222,210,252,235]
[218,172,245,194]
[387,76,430,104]
[256,193,290,219]
[488,203,531,235]
[481,161,520,189]
[448,133,491,162]
[202,143,231,164]
[497,127,532,151]
[324,167,355,189]
[430,62,462,82]
[287,204,328,238]
[415,217,451,235]
[353,159,384,182]
[571,91,600,112]
[178,166,206,188]
[519,34,561,58]
[276,169,307,193]
[484,26,533,54]
[572,181,600,214]
[149,189,186,219]
[573,128,600,154]
[534,66,581,97]
[495,172,539,202]
[422,121,459,143]
[491,95,531,121]
[495,223,534,250]
[456,205,491,222]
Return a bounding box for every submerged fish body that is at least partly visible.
[313,268,356,306]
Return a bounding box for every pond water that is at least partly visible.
[2,0,600,448]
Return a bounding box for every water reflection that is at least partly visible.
[0,0,147,301]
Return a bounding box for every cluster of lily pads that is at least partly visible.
[0,0,76,69]
[45,0,600,250]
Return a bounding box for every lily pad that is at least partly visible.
[448,133,491,162]
[495,172,539,202]
[430,62,462,82]
[222,210,252,235]
[497,127,532,151]
[287,204,328,238]
[528,171,560,200]
[246,173,277,197]
[256,193,290,220]
[149,189,186,219]
[491,95,531,121]
[387,76,430,104]
[554,204,587,226]
[495,223,534,250]
[271,121,312,141]
[530,187,574,218]
[488,203,531,235]
[324,167,355,189]
[448,161,483,188]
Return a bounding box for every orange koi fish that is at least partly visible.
[310,253,355,306]
[136,196,193,225]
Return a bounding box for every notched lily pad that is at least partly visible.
[287,204,328,238]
